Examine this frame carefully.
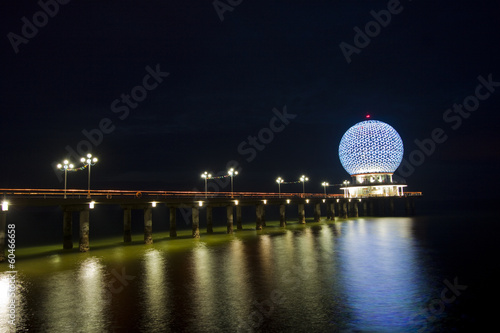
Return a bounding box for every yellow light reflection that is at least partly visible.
[141,249,169,331]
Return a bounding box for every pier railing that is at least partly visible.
[0,188,345,200]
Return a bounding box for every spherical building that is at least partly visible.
[338,119,406,197]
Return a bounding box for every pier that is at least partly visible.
[0,188,421,260]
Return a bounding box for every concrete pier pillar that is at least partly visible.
[169,207,177,237]
[79,209,90,252]
[298,203,305,224]
[227,206,234,234]
[341,201,348,219]
[389,198,395,216]
[0,212,7,262]
[192,207,200,238]
[352,201,359,218]
[362,200,368,216]
[236,206,242,230]
[123,207,132,243]
[262,205,266,227]
[206,206,213,234]
[63,210,73,249]
[144,207,153,244]
[329,203,335,221]
[279,204,286,227]
[314,203,321,222]
[256,204,264,230]
[369,200,375,216]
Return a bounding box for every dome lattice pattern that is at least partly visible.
[339,120,404,175]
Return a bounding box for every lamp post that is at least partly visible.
[322,182,329,198]
[300,175,309,194]
[201,171,212,198]
[80,153,98,198]
[342,180,350,198]
[276,177,284,198]
[228,168,238,198]
[57,160,74,199]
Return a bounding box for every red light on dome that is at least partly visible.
[366,114,371,119]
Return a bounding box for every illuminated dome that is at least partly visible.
[339,120,403,175]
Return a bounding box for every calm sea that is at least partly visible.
[1,209,497,332]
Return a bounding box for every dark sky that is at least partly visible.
[2,0,500,203]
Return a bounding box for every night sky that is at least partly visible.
[2,0,500,206]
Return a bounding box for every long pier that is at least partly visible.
[0,188,422,260]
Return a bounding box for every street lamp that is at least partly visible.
[57,160,74,199]
[80,153,98,198]
[300,175,309,194]
[276,177,284,198]
[342,180,350,198]
[228,168,238,198]
[322,182,329,198]
[201,171,212,198]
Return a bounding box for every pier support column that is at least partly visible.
[79,209,90,252]
[227,206,234,234]
[236,206,242,230]
[144,207,153,244]
[362,200,368,216]
[123,207,132,243]
[341,201,348,219]
[169,207,177,237]
[389,198,395,216]
[314,203,321,222]
[329,203,335,221]
[369,200,375,216]
[279,204,286,227]
[206,206,213,234]
[298,203,305,224]
[63,210,73,249]
[0,212,6,262]
[256,204,264,230]
[262,205,266,227]
[352,201,359,218]
[192,207,200,238]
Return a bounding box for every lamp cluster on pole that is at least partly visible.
[321,181,329,198]
[57,160,75,199]
[228,168,238,198]
[275,177,284,198]
[300,175,309,194]
[201,171,212,198]
[81,153,98,198]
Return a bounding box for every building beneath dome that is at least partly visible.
[338,118,407,198]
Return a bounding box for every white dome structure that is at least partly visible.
[339,120,404,175]
[338,119,406,198]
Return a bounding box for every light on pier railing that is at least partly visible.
[306,199,310,204]
[234,200,239,205]
[152,202,157,207]
[198,201,203,207]
[322,199,326,203]
[2,201,8,211]
[348,199,351,202]
[336,199,339,203]
[89,201,95,209]
[286,199,290,204]
[263,200,267,205]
